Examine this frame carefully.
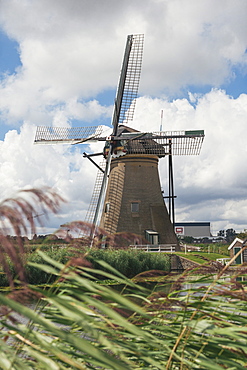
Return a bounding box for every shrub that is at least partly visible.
[86,248,170,278]
[0,248,170,286]
[25,248,73,284]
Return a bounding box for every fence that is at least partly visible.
[216,258,231,265]
[130,244,176,253]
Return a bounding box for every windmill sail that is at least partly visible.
[84,161,106,225]
[92,34,144,227]
[33,34,145,230]
[117,129,205,156]
[112,34,144,132]
[34,126,103,145]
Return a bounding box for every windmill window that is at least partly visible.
[131,202,139,213]
[105,202,110,213]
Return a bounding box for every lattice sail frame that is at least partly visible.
[34,126,104,145]
[34,126,204,156]
[118,34,144,124]
[120,130,205,156]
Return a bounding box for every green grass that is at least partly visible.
[193,251,229,260]
[176,252,230,264]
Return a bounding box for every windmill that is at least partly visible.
[34,34,204,248]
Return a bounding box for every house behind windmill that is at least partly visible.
[228,237,247,264]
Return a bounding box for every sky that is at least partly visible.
[1,0,247,236]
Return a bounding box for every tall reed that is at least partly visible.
[0,253,247,369]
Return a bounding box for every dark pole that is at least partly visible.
[168,140,175,227]
[168,156,171,218]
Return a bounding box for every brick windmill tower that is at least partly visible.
[98,123,204,245]
[34,34,204,247]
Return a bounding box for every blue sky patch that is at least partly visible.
[0,30,21,78]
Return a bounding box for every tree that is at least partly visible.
[217,229,225,238]
[183,236,194,243]
[237,229,247,240]
[225,228,236,243]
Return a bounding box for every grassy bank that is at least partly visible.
[175,251,230,264]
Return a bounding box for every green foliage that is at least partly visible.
[217,228,237,242]
[183,236,194,243]
[0,247,73,286]
[237,229,247,240]
[0,248,170,286]
[0,187,65,288]
[25,248,73,284]
[86,248,170,278]
[1,188,247,368]
[42,237,69,245]
[1,253,247,369]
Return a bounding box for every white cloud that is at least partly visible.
[1,90,246,234]
[132,91,247,232]
[0,122,103,232]
[1,0,247,125]
[0,0,247,234]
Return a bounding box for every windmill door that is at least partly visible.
[145,230,159,245]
